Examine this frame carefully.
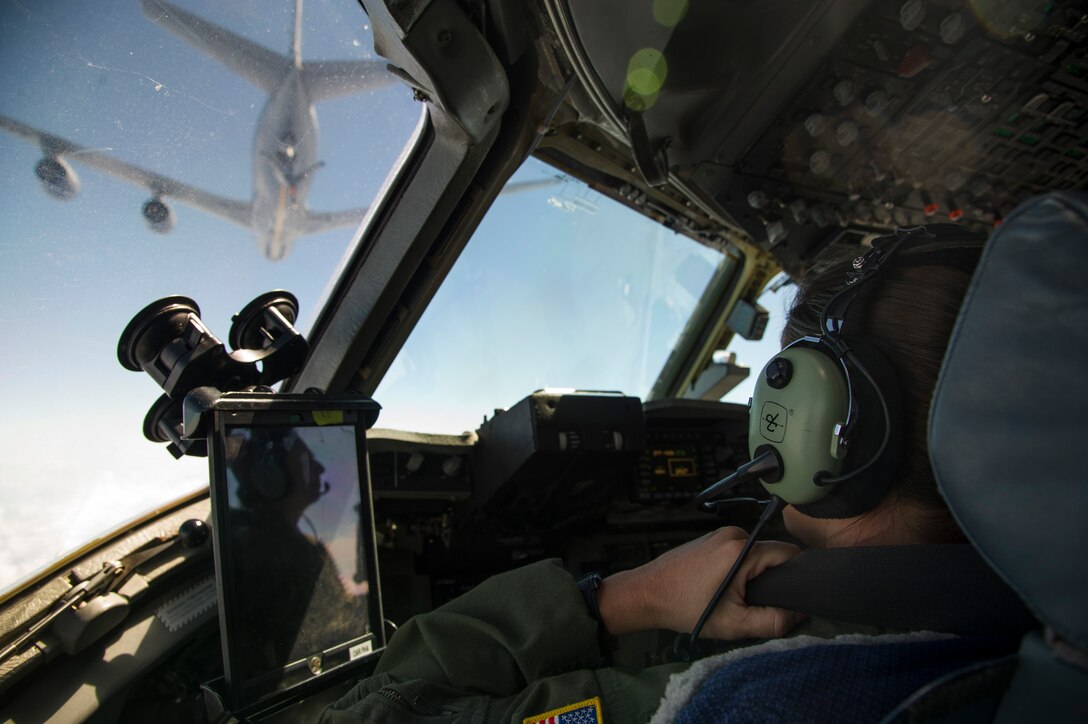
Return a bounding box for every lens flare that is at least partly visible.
[967,0,1044,39]
[624,48,668,111]
[652,0,689,27]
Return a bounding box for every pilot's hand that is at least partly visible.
[597,527,803,640]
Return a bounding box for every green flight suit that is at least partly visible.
[321,559,684,723]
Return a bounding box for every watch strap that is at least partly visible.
[576,571,604,622]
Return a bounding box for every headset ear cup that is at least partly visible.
[252,442,290,501]
[234,437,291,504]
[795,338,904,519]
[749,343,850,505]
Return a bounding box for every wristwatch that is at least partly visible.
[575,572,616,661]
[575,572,604,622]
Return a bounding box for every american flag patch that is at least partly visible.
[523,696,602,724]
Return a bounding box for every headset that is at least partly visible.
[231,430,333,506]
[679,224,986,658]
[696,224,987,516]
[231,433,295,505]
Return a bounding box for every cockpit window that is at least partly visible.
[720,276,796,406]
[0,0,421,594]
[373,157,733,434]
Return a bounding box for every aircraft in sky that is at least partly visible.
[0,0,397,261]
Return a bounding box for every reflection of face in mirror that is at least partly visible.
[224,426,370,695]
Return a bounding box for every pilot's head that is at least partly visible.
[230,430,326,513]
[778,244,979,547]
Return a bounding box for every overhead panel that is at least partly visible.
[565,0,1088,268]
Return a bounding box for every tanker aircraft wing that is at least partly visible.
[0,114,252,231]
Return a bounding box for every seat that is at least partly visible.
[885,191,1088,721]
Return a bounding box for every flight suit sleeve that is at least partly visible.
[376,558,604,693]
[320,558,686,723]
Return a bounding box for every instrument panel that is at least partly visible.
[366,392,766,622]
[633,400,752,503]
[367,394,755,511]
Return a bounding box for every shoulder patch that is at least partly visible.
[523,696,602,724]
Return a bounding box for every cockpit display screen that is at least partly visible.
[208,399,383,711]
[650,446,700,480]
[634,427,738,503]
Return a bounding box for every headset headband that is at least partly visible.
[823,226,987,339]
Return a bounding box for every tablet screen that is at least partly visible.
[216,419,380,706]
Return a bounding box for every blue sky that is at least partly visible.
[374,162,726,434]
[0,0,419,591]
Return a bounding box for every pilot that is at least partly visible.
[321,230,1020,723]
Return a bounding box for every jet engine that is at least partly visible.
[142,197,175,233]
[35,157,80,201]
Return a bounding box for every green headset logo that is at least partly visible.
[759,401,788,443]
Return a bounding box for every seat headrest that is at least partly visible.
[930,192,1088,652]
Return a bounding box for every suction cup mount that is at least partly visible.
[118,291,310,457]
[229,291,299,351]
[143,394,206,459]
[118,296,201,373]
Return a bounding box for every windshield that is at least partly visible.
[0,0,420,594]
[374,157,736,434]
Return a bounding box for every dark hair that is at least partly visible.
[782,245,977,543]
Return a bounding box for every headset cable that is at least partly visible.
[678,494,786,661]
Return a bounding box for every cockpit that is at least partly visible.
[1,0,1086,721]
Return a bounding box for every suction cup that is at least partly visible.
[142,394,180,443]
[142,394,206,458]
[118,296,200,371]
[229,291,299,351]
